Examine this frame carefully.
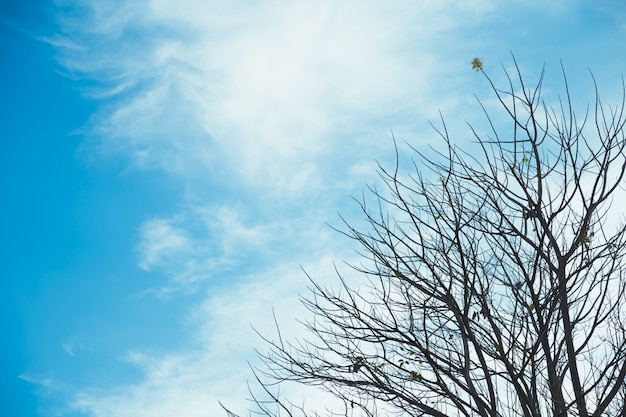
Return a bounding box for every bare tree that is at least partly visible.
[226,57,626,417]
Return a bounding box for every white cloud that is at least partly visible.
[55,0,498,194]
[134,199,352,297]
[61,341,86,357]
[136,205,281,293]
[19,374,59,389]
[137,218,190,272]
[71,256,353,417]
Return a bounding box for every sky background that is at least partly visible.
[2,1,626,416]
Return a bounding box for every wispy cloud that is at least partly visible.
[136,205,291,293]
[55,0,498,192]
[61,341,86,357]
[134,198,354,294]
[72,255,350,416]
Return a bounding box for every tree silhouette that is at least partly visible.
[226,57,626,417]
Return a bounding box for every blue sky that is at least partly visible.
[2,1,626,416]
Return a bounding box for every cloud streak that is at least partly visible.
[55,0,497,192]
[135,204,309,293]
